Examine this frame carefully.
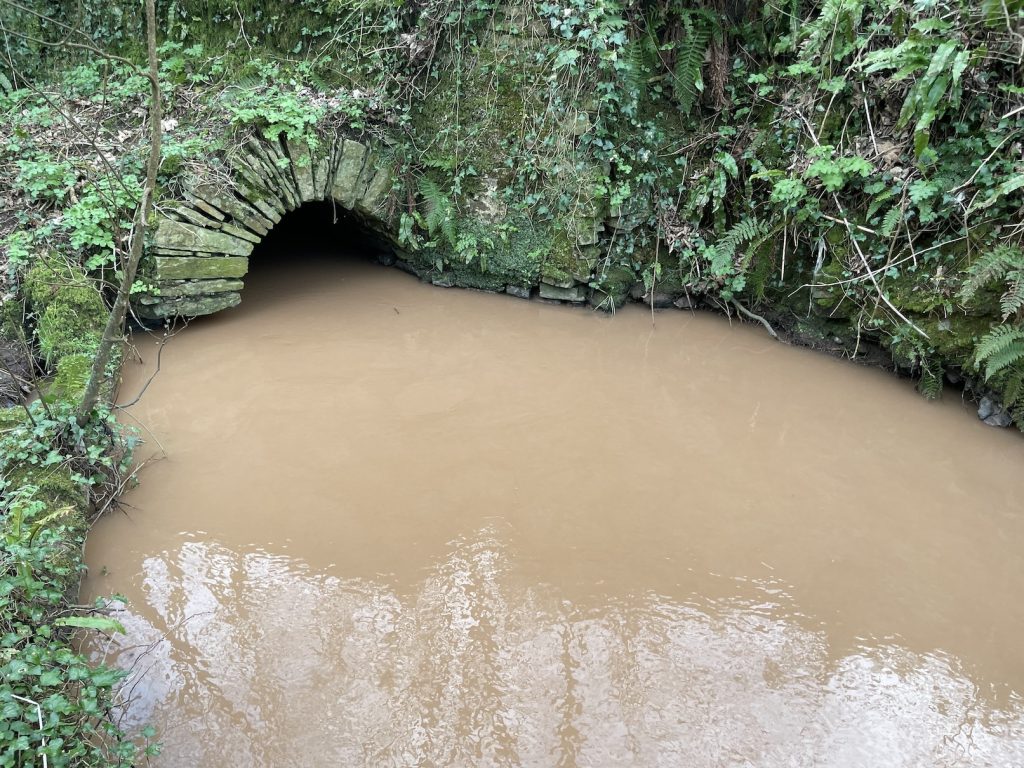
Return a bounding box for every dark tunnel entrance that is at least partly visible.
[249,200,397,267]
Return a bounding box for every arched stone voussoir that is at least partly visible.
[137,132,399,321]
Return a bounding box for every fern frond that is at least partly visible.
[1000,274,1024,320]
[974,324,1024,379]
[984,341,1024,381]
[619,41,650,99]
[673,12,713,115]
[417,176,449,230]
[917,358,943,400]
[799,0,866,63]
[879,205,902,237]
[960,245,1023,303]
[1002,371,1024,409]
[717,216,768,261]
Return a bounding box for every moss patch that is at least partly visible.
[24,258,107,365]
[51,352,93,403]
[36,286,105,364]
[3,462,88,524]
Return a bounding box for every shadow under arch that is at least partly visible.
[251,199,396,265]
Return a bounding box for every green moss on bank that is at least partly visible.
[24,260,106,365]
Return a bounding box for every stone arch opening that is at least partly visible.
[135,134,397,321]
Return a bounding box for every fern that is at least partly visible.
[619,40,653,101]
[960,246,1024,317]
[417,176,457,248]
[1003,373,1024,409]
[800,0,866,64]
[1000,277,1024,320]
[717,216,769,263]
[974,325,1024,380]
[672,12,713,115]
[917,357,944,400]
[879,205,903,238]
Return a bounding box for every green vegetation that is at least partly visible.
[0,0,1021,759]
[1,401,151,766]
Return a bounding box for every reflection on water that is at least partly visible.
[83,258,1024,766]
[103,532,1023,767]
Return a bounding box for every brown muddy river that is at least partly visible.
[84,253,1024,766]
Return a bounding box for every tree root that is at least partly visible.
[731,299,780,341]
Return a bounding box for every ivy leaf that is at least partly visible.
[554,49,580,70]
[806,159,845,192]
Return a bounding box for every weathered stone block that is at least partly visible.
[539,282,586,302]
[220,222,262,244]
[332,139,368,207]
[185,195,225,221]
[154,279,244,298]
[169,203,222,230]
[154,256,249,280]
[189,184,273,235]
[154,219,254,256]
[135,292,241,320]
[572,218,602,246]
[285,138,317,202]
[229,157,287,218]
[539,267,575,289]
[356,162,394,215]
[244,139,300,210]
[154,219,253,256]
[314,153,332,200]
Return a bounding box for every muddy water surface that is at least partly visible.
[84,255,1024,766]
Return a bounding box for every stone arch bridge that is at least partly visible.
[136,133,396,320]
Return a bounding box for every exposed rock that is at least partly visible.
[539,282,586,302]
[356,160,394,217]
[984,410,1013,428]
[154,219,254,256]
[393,259,421,277]
[285,138,317,202]
[628,284,678,308]
[168,202,222,230]
[189,183,274,234]
[154,256,249,280]
[136,292,241,320]
[978,396,1012,427]
[977,396,995,421]
[469,177,506,223]
[332,139,368,206]
[506,285,531,299]
[261,138,303,206]
[572,219,603,247]
[143,279,244,300]
[244,139,301,210]
[219,222,262,244]
[184,194,226,221]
